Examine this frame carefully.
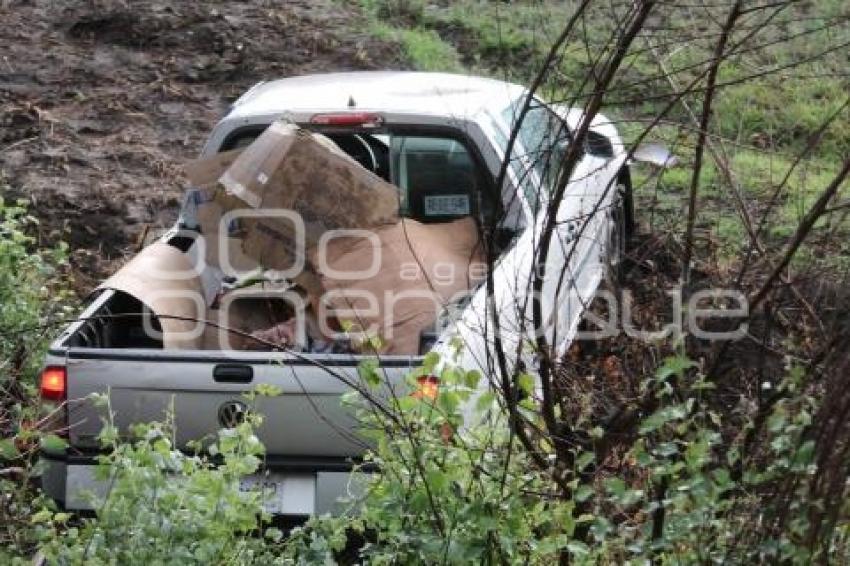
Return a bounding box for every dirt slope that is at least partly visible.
[0,0,405,291]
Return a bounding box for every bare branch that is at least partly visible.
[682,1,743,283]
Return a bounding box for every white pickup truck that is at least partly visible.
[39,71,631,517]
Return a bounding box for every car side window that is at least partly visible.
[501,99,572,208]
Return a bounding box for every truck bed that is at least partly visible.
[52,286,418,455]
[41,282,419,514]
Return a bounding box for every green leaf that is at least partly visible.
[253,383,282,397]
[30,509,53,524]
[604,477,626,498]
[463,369,482,389]
[620,489,644,506]
[475,390,497,413]
[792,440,816,467]
[41,434,69,453]
[440,366,461,386]
[426,469,448,492]
[438,391,460,415]
[396,395,419,413]
[767,405,788,432]
[357,358,381,388]
[0,438,20,460]
[655,442,679,457]
[576,451,595,471]
[639,404,688,434]
[265,527,283,542]
[655,354,697,381]
[517,373,535,395]
[574,485,594,503]
[422,351,440,373]
[566,541,590,557]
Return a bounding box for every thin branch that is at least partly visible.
[682,1,743,283]
[532,0,656,475]
[749,157,850,313]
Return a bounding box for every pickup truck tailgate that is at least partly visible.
[64,350,415,457]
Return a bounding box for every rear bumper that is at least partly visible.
[40,451,367,516]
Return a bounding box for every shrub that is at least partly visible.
[36,395,279,565]
[0,195,72,561]
[283,352,849,564]
[9,350,847,564]
[0,197,71,377]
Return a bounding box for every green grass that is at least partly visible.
[357,0,849,272]
[370,21,463,72]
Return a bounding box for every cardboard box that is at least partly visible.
[216,121,400,273]
[175,122,488,355]
[183,150,263,274]
[184,148,244,190]
[314,217,486,354]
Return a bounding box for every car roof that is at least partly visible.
[228,71,527,121]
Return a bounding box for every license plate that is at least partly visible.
[424,194,470,216]
[239,473,316,515]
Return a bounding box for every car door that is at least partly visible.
[497,98,609,355]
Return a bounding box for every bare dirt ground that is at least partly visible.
[0,0,405,293]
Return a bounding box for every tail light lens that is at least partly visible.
[40,366,67,402]
[309,112,384,127]
[412,375,439,400]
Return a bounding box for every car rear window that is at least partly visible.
[219,128,493,225]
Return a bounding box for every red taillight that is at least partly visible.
[309,112,384,127]
[40,366,66,402]
[412,375,439,400]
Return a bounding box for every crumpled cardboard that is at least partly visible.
[182,190,261,274]
[169,122,487,354]
[200,284,304,351]
[216,121,400,273]
[184,148,244,190]
[313,217,486,355]
[98,242,206,349]
[183,149,261,274]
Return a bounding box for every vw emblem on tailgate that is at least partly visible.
[218,400,248,428]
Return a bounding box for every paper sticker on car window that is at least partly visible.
[424,194,470,216]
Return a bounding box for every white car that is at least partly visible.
[40,71,631,516]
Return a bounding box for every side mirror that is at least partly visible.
[631,143,677,168]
